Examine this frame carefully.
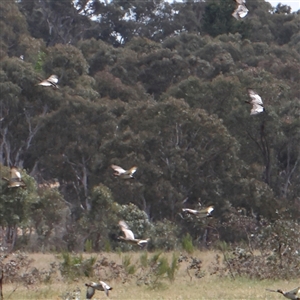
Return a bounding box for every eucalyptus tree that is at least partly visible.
[78,38,120,75]
[29,186,68,251]
[0,57,48,167]
[32,96,117,209]
[0,165,38,250]
[201,0,250,38]
[70,183,119,251]
[68,183,151,251]
[0,0,29,58]
[99,97,256,222]
[19,0,95,46]
[274,96,300,207]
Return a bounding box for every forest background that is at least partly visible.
[0,0,299,273]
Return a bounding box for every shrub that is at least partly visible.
[167,253,179,282]
[59,252,96,280]
[213,218,300,280]
[84,239,93,253]
[181,233,194,254]
[122,254,136,275]
[136,252,179,289]
[149,220,179,250]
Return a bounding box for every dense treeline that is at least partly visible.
[0,0,299,252]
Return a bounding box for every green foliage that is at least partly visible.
[84,239,93,253]
[29,187,67,251]
[217,241,231,253]
[149,251,163,266]
[122,254,136,275]
[155,256,169,277]
[135,251,180,288]
[59,252,96,280]
[72,184,119,251]
[201,0,250,38]
[104,240,112,252]
[149,220,179,251]
[148,252,179,288]
[215,221,300,280]
[43,44,89,85]
[34,51,46,72]
[0,0,28,57]
[118,203,151,238]
[140,252,148,268]
[181,233,194,254]
[167,253,179,282]
[0,165,38,228]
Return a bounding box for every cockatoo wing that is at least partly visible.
[237,4,248,18]
[137,239,149,248]
[8,182,24,188]
[119,220,135,239]
[86,285,95,299]
[38,80,53,86]
[250,103,264,115]
[47,75,58,84]
[207,206,214,215]
[100,281,112,296]
[286,287,300,298]
[111,165,127,174]
[182,208,198,215]
[122,228,135,240]
[232,9,239,20]
[248,90,263,105]
[11,167,21,180]
[38,75,58,87]
[119,220,130,229]
[129,166,137,175]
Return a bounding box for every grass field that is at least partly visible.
[2,251,298,299]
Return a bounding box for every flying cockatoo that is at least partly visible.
[118,220,149,248]
[266,287,300,300]
[111,165,137,179]
[246,89,265,115]
[38,75,59,89]
[2,167,26,189]
[85,281,113,298]
[232,0,249,20]
[182,206,214,217]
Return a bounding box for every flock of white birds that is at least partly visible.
[3,2,297,298]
